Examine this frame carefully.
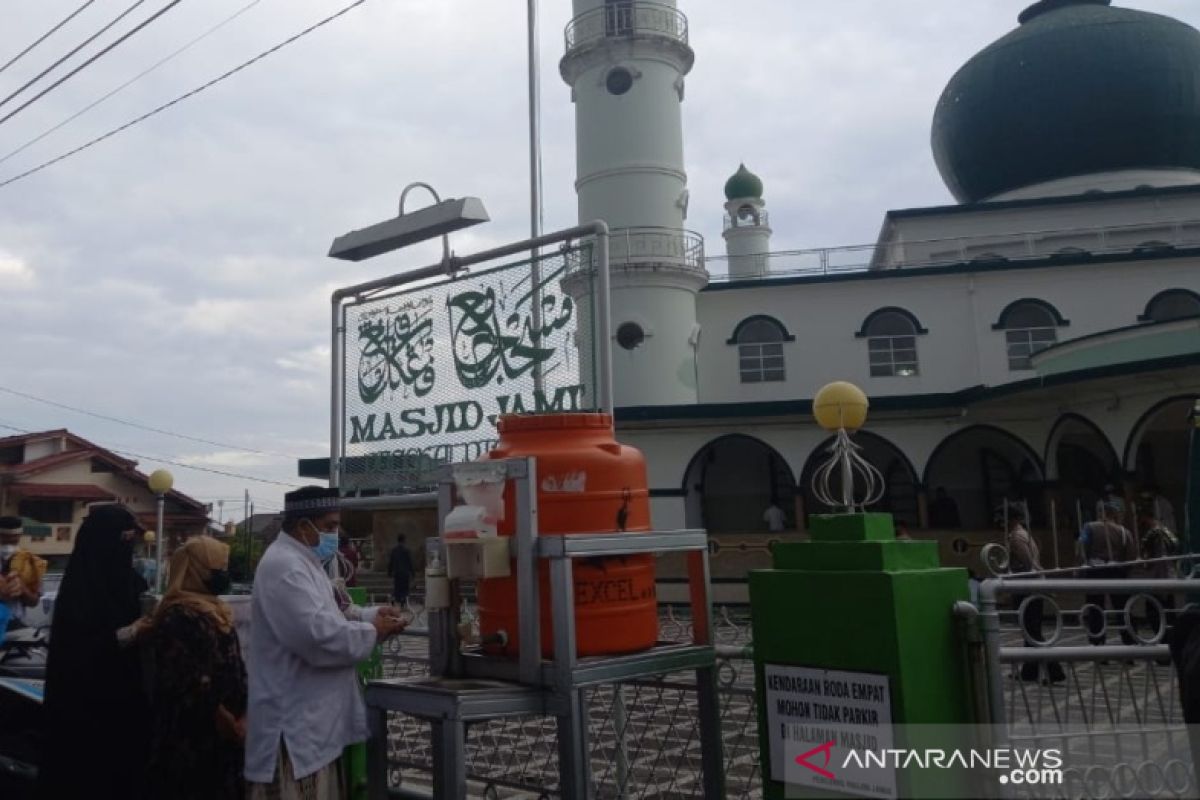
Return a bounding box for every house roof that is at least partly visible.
[0,429,207,516]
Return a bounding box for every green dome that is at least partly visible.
[724,163,763,200]
[932,0,1200,203]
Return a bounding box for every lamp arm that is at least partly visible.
[399,182,451,268]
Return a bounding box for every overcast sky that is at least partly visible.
[2,0,1197,515]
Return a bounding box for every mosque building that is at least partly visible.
[561,0,1200,580]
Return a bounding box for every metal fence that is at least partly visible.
[977,569,1198,799]
[377,605,761,799]
[376,562,1200,798]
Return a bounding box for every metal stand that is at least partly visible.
[364,458,725,800]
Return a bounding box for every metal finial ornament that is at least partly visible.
[811,427,886,512]
[810,381,883,512]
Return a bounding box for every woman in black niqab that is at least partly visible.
[37,503,151,800]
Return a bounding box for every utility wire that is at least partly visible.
[110,448,303,488]
[0,0,98,76]
[0,421,303,488]
[0,0,370,189]
[0,0,187,129]
[0,0,267,168]
[0,0,150,111]
[0,384,300,459]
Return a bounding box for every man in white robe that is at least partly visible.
[246,486,405,799]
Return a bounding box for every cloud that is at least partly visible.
[0,253,35,288]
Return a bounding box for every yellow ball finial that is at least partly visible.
[143,530,156,544]
[813,381,869,431]
[147,469,175,494]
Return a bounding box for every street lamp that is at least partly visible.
[327,183,489,263]
[147,468,174,593]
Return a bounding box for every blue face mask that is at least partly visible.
[308,522,340,563]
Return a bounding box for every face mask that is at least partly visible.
[205,568,232,596]
[306,521,340,562]
[0,544,16,559]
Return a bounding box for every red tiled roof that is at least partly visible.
[11,483,117,501]
[0,429,208,517]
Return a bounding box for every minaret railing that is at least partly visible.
[564,2,688,54]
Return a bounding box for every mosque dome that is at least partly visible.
[724,163,764,201]
[931,0,1200,204]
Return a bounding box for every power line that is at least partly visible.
[0,0,372,189]
[0,0,187,129]
[109,448,303,488]
[0,0,150,112]
[0,384,300,459]
[0,421,303,488]
[0,1,98,76]
[0,0,267,168]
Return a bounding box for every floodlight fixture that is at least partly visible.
[327,182,490,262]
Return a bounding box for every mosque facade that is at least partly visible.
[562,0,1200,576]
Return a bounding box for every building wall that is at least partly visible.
[619,377,1200,537]
[697,255,1200,405]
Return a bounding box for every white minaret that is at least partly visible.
[722,164,772,278]
[560,0,706,407]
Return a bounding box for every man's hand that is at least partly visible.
[215,704,247,743]
[372,612,407,642]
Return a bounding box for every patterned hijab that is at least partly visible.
[155,536,233,633]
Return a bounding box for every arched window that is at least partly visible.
[1140,289,1200,323]
[858,308,925,377]
[994,300,1066,371]
[730,316,791,383]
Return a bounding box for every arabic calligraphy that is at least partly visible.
[446,268,574,390]
[357,307,436,404]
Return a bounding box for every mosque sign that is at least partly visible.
[338,248,596,490]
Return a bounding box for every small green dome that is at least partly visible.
[724,163,763,200]
[932,0,1200,203]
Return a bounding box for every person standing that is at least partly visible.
[1101,484,1126,522]
[1143,486,1178,537]
[37,504,152,800]
[1139,507,1179,637]
[762,501,786,533]
[245,487,406,800]
[338,534,360,588]
[1078,501,1138,646]
[0,516,45,630]
[387,534,414,606]
[146,536,247,800]
[1002,503,1065,683]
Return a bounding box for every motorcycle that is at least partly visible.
[0,627,47,800]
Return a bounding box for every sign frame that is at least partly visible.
[328,222,612,489]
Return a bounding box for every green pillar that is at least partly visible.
[750,512,973,799]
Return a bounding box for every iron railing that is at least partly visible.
[378,605,760,799]
[704,218,1200,282]
[564,2,689,54]
[566,226,706,277]
[976,572,1198,799]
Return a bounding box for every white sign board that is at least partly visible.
[338,248,597,490]
[764,664,896,799]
